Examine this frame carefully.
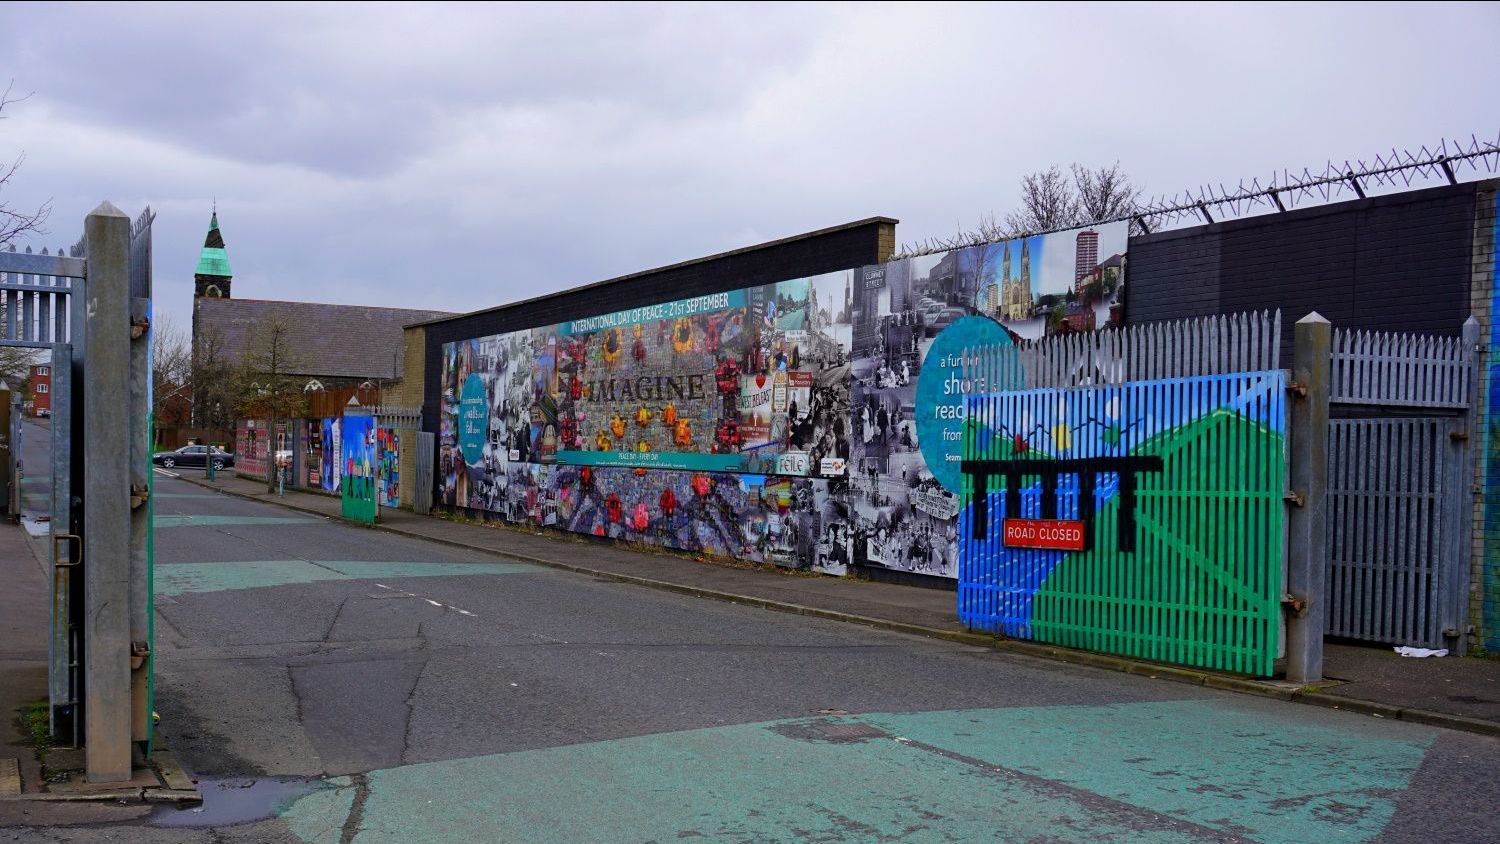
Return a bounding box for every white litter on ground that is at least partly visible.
[1394,646,1448,658]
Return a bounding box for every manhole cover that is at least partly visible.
[770,719,889,744]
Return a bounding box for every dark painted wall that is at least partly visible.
[420,218,894,438]
[1127,183,1477,363]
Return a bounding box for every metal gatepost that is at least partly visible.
[0,203,154,783]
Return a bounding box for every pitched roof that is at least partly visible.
[194,297,455,380]
[195,211,233,278]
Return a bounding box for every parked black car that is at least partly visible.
[152,445,234,470]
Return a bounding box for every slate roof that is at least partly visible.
[194,297,455,380]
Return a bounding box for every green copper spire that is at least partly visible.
[194,209,233,279]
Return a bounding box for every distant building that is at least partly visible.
[28,363,50,417]
[186,209,456,483]
[1074,229,1099,285]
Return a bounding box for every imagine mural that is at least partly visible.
[439,222,1128,578]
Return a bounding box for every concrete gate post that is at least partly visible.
[1286,312,1331,685]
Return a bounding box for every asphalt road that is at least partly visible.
[5,458,1500,842]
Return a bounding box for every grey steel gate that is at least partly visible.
[0,244,83,737]
[1324,322,1477,649]
[414,430,435,514]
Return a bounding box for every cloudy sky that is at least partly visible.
[0,2,1496,333]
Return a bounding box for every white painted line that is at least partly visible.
[153,468,180,478]
[424,599,443,607]
[373,583,392,589]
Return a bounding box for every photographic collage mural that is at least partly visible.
[439,222,1127,579]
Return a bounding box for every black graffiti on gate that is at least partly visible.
[959,456,1165,552]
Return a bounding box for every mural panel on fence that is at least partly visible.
[438,222,1127,579]
[378,426,400,506]
[1486,213,1500,652]
[341,414,378,524]
[235,418,270,480]
[956,371,1285,675]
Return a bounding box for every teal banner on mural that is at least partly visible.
[556,449,744,472]
[458,373,488,466]
[915,316,1019,493]
[558,290,747,336]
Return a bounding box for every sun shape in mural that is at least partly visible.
[636,406,652,427]
[662,403,678,427]
[596,431,613,451]
[610,413,627,439]
[602,328,623,365]
[674,418,693,447]
[672,318,694,353]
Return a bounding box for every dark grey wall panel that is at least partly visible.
[1128,183,1476,364]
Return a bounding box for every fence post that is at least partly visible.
[82,201,133,781]
[1452,316,1481,654]
[1286,312,1331,684]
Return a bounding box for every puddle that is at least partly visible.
[150,776,329,827]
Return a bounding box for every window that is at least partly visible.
[186,446,207,454]
[36,384,47,394]
[37,367,48,376]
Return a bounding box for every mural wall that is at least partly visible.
[1485,213,1500,652]
[438,222,1128,578]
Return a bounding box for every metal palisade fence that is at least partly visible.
[958,312,1287,676]
[1324,321,1477,650]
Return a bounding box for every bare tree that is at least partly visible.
[190,326,242,437]
[897,162,1150,256]
[0,344,39,389]
[0,83,51,247]
[234,316,307,493]
[1003,165,1084,234]
[1071,162,1143,223]
[151,313,191,435]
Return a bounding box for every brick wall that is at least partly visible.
[1129,183,1479,364]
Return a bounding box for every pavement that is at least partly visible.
[4,424,1500,841]
[182,466,1500,737]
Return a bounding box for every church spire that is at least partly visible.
[194,208,233,298]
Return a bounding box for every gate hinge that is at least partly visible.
[1450,431,1469,442]
[1281,592,1309,616]
[130,641,150,670]
[129,484,150,509]
[1286,382,1308,398]
[129,316,150,340]
[1283,490,1305,507]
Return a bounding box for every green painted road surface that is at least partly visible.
[154,514,325,529]
[284,700,1429,844]
[155,559,538,595]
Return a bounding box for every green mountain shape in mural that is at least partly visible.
[1030,407,1285,676]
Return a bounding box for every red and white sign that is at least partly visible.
[1002,518,1087,551]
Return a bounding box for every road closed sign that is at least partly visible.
[1002,518,1086,551]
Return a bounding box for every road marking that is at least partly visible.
[154,467,180,478]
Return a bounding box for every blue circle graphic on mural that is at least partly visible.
[458,373,488,466]
[916,316,1021,493]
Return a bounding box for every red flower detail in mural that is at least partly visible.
[579,467,593,487]
[633,338,647,362]
[659,487,677,517]
[692,474,712,497]
[593,524,605,536]
[714,358,741,395]
[1013,434,1029,455]
[631,502,650,532]
[560,416,577,446]
[662,403,678,427]
[606,493,623,524]
[714,418,741,450]
[569,376,583,400]
[673,418,693,447]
